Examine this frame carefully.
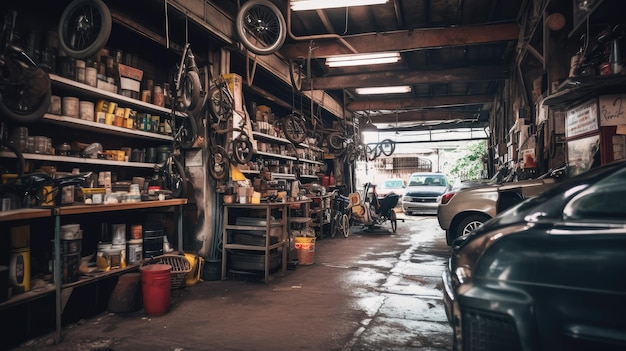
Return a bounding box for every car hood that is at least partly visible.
[404,185,448,196]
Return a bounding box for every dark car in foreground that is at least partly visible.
[442,160,626,351]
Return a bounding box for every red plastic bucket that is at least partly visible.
[140,264,171,316]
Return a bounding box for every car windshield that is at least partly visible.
[382,180,404,189]
[408,175,447,187]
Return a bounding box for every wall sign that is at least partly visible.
[599,94,626,126]
[566,99,598,139]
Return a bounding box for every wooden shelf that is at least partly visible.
[0,282,55,310]
[0,151,160,169]
[50,74,183,117]
[42,113,173,142]
[54,198,187,215]
[0,208,51,222]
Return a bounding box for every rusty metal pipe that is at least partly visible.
[286,0,358,55]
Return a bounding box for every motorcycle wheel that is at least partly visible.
[58,0,112,59]
[236,0,286,55]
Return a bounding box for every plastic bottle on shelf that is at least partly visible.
[329,172,335,186]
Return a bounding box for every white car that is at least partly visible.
[402,172,450,215]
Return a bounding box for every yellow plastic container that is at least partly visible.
[184,252,204,287]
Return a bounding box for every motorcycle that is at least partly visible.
[0,171,92,209]
[347,182,401,233]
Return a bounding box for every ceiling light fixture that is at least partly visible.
[291,0,388,11]
[356,86,412,95]
[325,52,400,67]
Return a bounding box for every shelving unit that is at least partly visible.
[221,202,290,283]
[0,199,186,343]
[308,194,331,238]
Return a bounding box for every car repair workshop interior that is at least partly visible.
[1,0,626,350]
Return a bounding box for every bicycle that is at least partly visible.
[154,43,205,197]
[205,74,254,180]
[0,170,92,209]
[330,190,351,238]
[0,9,51,123]
[366,139,396,161]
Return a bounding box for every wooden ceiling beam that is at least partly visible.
[347,94,493,111]
[306,66,506,90]
[280,23,519,58]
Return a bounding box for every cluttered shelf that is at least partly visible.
[543,74,626,109]
[54,198,187,215]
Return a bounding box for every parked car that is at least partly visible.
[377,178,406,207]
[402,172,449,215]
[442,159,626,351]
[437,167,565,245]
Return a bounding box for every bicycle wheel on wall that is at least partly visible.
[208,145,229,181]
[0,54,51,123]
[231,132,253,164]
[58,0,111,59]
[235,0,286,55]
[282,114,307,144]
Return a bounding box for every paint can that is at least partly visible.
[9,247,30,293]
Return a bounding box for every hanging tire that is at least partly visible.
[58,0,112,59]
[208,85,233,123]
[283,114,306,144]
[232,132,253,164]
[289,59,303,91]
[181,70,202,112]
[208,145,230,181]
[379,139,396,156]
[327,132,344,151]
[177,114,198,150]
[235,0,287,55]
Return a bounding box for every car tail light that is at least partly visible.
[440,192,455,205]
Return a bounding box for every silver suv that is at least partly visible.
[402,172,450,215]
[437,168,566,245]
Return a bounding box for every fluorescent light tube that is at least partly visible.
[291,0,388,11]
[356,86,412,95]
[326,52,400,67]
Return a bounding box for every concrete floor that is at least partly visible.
[11,213,453,351]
